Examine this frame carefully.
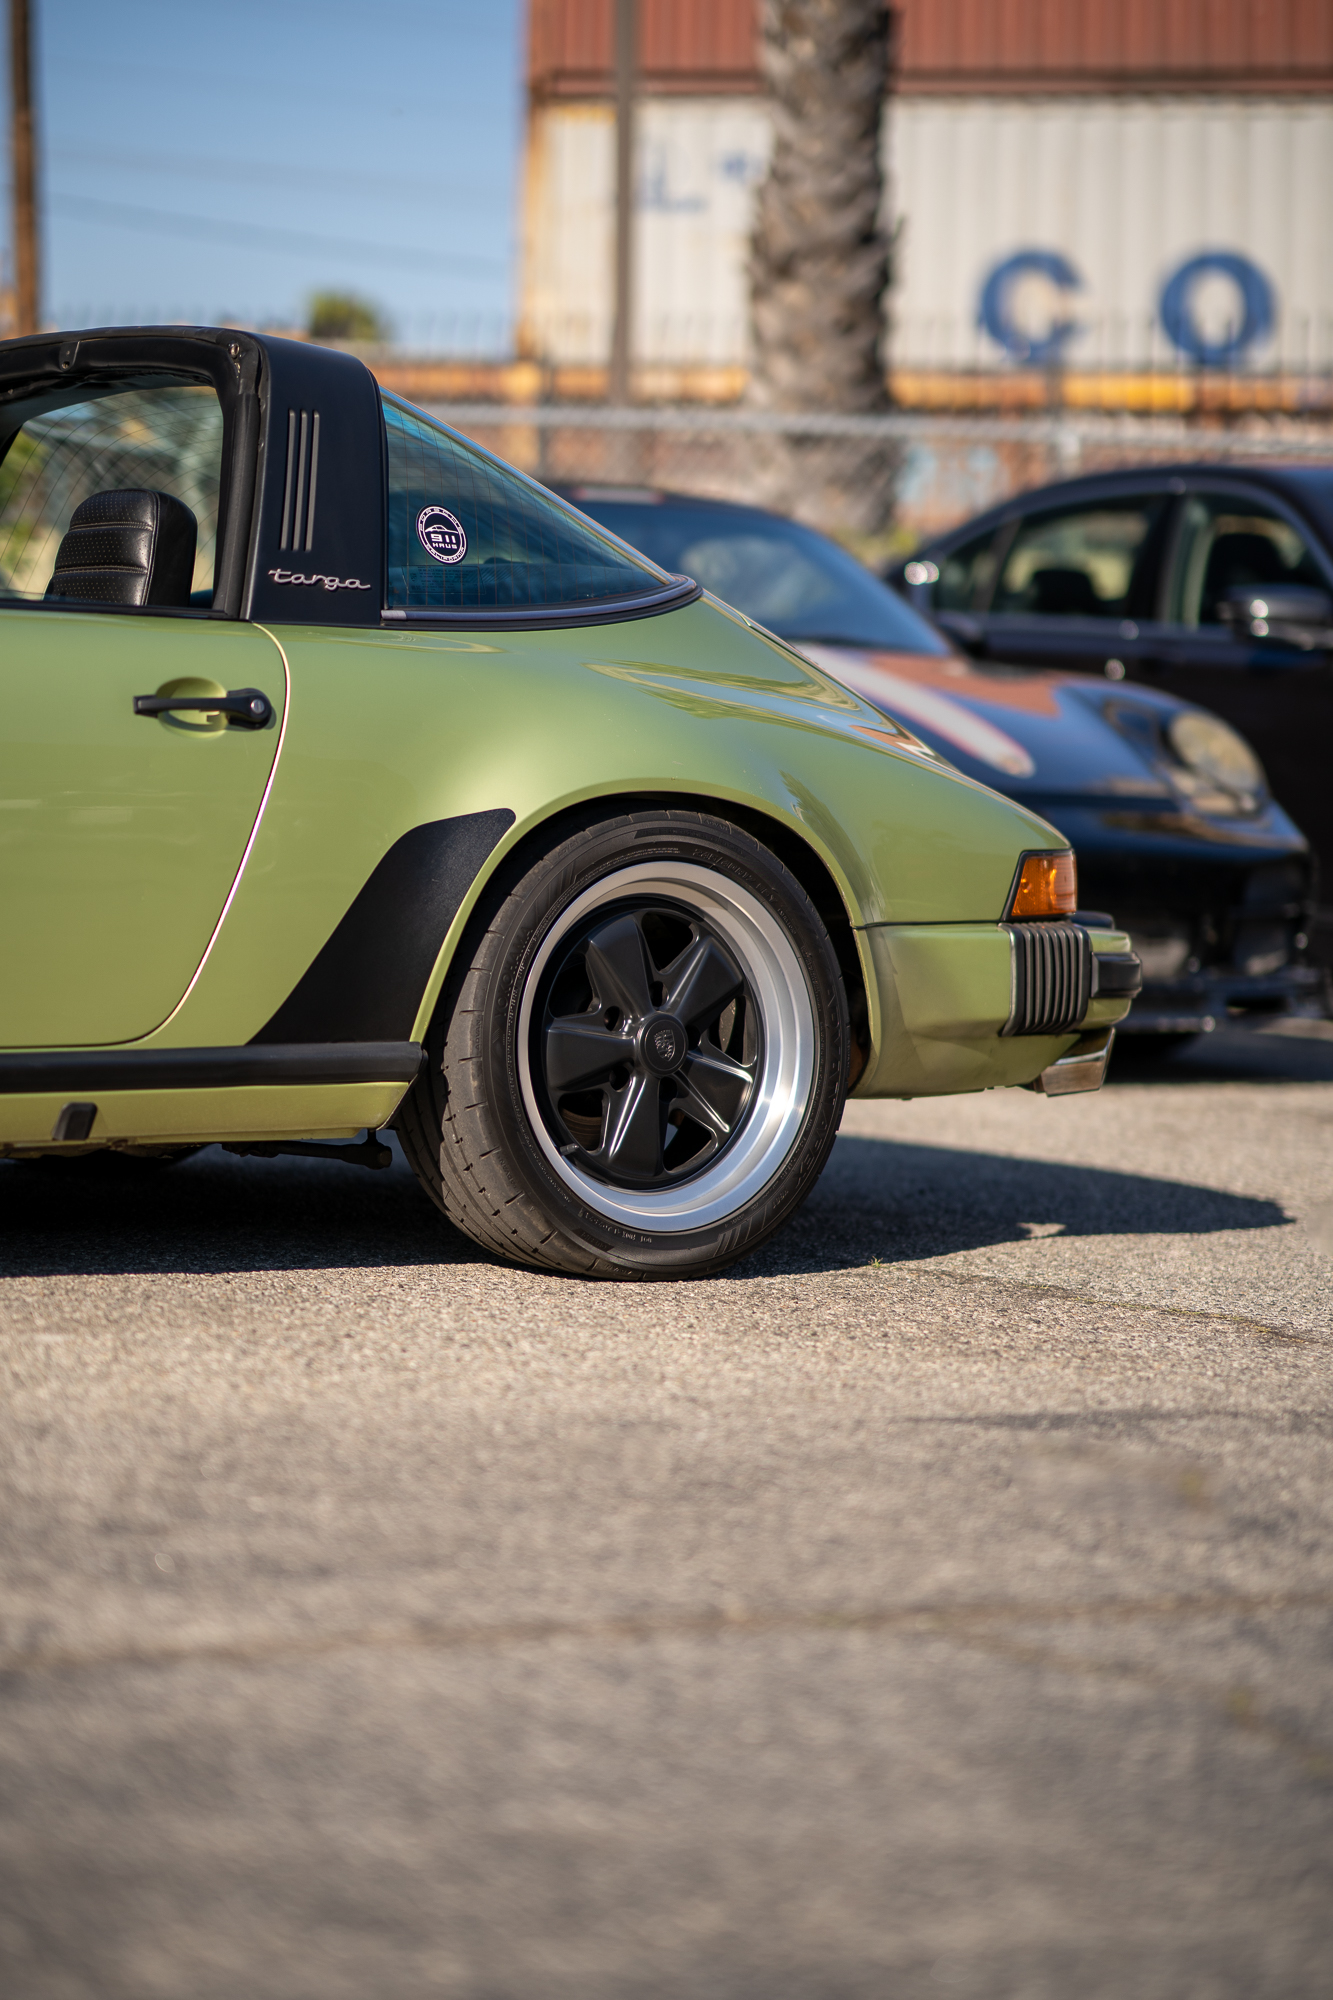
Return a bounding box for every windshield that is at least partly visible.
[567,495,950,654]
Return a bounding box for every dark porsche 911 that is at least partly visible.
[566,486,1322,1043]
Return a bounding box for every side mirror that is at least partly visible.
[936,611,986,656]
[1220,584,1333,649]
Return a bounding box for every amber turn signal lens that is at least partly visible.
[1009,850,1078,918]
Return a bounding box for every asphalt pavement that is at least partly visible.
[2,1023,1331,1999]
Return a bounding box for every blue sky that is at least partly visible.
[3,0,524,347]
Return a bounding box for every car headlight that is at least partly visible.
[1165,710,1266,803]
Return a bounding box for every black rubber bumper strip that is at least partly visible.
[0,1042,423,1093]
[1093,951,1143,999]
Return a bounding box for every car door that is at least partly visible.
[0,375,285,1047]
[972,487,1177,676]
[1147,481,1333,877]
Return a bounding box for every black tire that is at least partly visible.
[397,808,849,1278]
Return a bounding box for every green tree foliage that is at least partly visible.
[0,430,49,591]
[306,293,390,344]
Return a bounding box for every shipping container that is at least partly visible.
[520,97,771,365]
[527,0,1333,97]
[898,0,1333,92]
[892,94,1333,371]
[521,92,1333,376]
[529,0,760,98]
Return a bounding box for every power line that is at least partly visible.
[49,191,508,276]
[59,54,514,128]
[50,143,471,206]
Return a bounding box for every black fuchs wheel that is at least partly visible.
[396,809,849,1277]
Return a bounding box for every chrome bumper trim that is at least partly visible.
[1028,1028,1116,1097]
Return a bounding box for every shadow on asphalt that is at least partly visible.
[1,1124,1289,1280]
[1108,1023,1333,1087]
[777,1138,1288,1277]
[1,1024,1316,1282]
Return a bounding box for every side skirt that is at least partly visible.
[0,1044,422,1151]
[0,1078,415,1152]
[0,1041,421,1094]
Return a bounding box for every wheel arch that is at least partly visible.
[416,790,873,1088]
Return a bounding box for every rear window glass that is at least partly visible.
[383,398,667,612]
[992,498,1168,619]
[567,496,949,654]
[0,380,222,603]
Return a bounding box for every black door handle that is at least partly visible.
[134,687,273,728]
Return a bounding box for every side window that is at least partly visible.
[991,497,1169,620]
[935,527,1001,611]
[382,397,667,611]
[1167,493,1329,627]
[0,380,223,607]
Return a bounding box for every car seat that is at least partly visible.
[1028,566,1103,616]
[45,488,198,608]
[1200,531,1286,623]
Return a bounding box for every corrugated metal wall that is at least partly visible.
[521,98,771,363]
[519,3,1333,384]
[521,93,1333,374]
[899,0,1333,91]
[891,96,1333,370]
[529,0,760,97]
[526,1,1333,97]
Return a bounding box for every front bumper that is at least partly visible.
[854,920,1139,1099]
[1028,1028,1117,1095]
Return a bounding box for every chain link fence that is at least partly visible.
[419,401,1333,551]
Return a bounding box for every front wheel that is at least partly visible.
[397,810,849,1277]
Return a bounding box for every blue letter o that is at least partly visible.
[1159,252,1275,367]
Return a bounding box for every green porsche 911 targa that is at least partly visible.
[0,327,1139,1276]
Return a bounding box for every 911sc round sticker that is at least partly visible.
[416,504,467,564]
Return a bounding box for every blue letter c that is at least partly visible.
[978,250,1084,365]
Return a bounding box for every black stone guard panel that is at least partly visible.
[251,808,516,1045]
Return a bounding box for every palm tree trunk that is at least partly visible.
[747,0,896,532]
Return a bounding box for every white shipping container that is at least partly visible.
[521,94,1333,374]
[521,98,771,366]
[891,95,1333,372]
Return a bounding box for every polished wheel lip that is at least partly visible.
[517,861,817,1234]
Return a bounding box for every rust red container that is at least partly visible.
[529,0,761,98]
[900,0,1333,93]
[528,0,1333,99]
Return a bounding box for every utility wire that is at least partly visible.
[49,191,508,276]
[50,143,464,205]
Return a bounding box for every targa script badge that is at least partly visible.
[417,505,467,565]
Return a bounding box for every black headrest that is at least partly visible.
[1028,565,1102,616]
[45,489,198,608]
[1203,532,1286,592]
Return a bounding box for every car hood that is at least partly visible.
[797,644,1184,801]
